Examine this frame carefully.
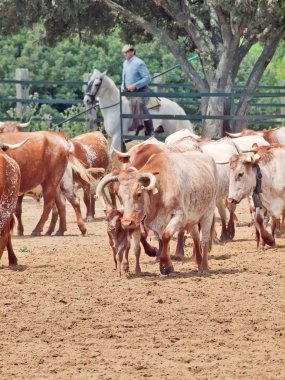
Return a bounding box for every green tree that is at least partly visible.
[0,0,284,136]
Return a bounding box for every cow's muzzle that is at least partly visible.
[121,217,139,230]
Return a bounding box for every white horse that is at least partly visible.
[83,69,193,156]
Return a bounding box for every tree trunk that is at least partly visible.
[201,94,224,139]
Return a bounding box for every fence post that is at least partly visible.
[83,73,98,131]
[15,68,29,118]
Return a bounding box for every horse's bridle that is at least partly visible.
[85,76,103,104]
[85,75,120,110]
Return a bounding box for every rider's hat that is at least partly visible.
[122,44,135,53]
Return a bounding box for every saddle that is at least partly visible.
[146,97,161,109]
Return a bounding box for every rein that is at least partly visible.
[53,102,99,128]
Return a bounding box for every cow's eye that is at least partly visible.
[238,172,244,178]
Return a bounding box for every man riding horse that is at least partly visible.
[121,44,154,136]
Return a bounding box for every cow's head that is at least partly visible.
[227,153,260,204]
[96,168,158,230]
[118,168,157,230]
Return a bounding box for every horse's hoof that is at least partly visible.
[159,263,174,275]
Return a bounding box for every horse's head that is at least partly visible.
[83,69,107,107]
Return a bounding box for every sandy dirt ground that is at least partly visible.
[0,196,284,380]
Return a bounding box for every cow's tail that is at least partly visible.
[68,154,103,184]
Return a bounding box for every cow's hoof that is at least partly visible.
[81,228,87,236]
[267,238,275,247]
[85,217,95,223]
[159,263,174,275]
[45,231,53,236]
[31,231,41,236]
[55,231,64,236]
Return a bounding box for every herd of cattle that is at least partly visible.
[0,119,284,276]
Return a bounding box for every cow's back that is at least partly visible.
[0,131,70,193]
[72,132,110,170]
[142,151,217,219]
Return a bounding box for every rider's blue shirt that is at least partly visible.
[121,55,151,91]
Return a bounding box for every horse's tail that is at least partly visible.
[178,119,194,133]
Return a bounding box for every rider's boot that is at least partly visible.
[144,119,154,136]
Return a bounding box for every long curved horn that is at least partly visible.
[241,148,258,153]
[18,118,32,128]
[1,137,30,151]
[215,160,229,164]
[139,173,156,191]
[225,132,242,138]
[113,148,130,158]
[96,174,119,197]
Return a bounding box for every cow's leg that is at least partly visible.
[216,199,228,241]
[54,190,67,235]
[64,191,87,235]
[140,223,157,257]
[15,195,24,236]
[45,205,59,235]
[83,185,95,222]
[199,208,216,271]
[132,229,141,274]
[255,208,275,248]
[175,231,185,256]
[122,241,131,274]
[31,186,57,236]
[190,225,202,267]
[7,233,17,266]
[160,215,182,274]
[226,203,236,240]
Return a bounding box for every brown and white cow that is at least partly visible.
[99,150,218,274]
[0,119,32,133]
[0,131,92,236]
[226,127,285,144]
[0,139,30,265]
[226,144,285,248]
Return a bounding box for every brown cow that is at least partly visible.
[0,139,30,265]
[0,131,92,236]
[0,119,32,133]
[45,131,110,235]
